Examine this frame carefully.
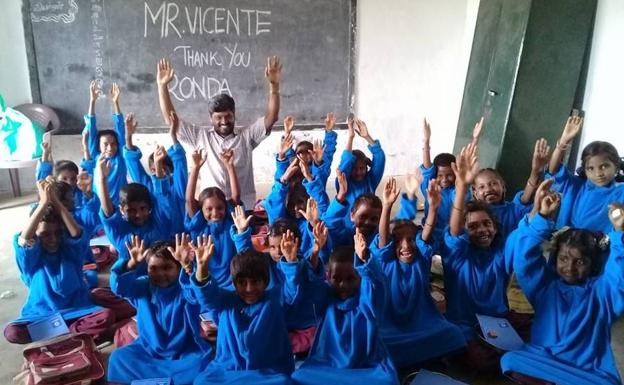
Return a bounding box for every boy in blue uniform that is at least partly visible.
[501,183,624,385]
[107,237,213,385]
[190,238,295,385]
[291,235,399,385]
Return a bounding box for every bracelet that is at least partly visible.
[424,222,434,228]
[452,205,463,212]
[527,178,538,187]
[556,140,571,151]
[270,90,280,95]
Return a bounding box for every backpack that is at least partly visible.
[13,333,104,385]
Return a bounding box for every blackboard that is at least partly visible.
[24,0,356,133]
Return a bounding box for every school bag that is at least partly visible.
[13,332,104,385]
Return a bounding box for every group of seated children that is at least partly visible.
[4,80,624,385]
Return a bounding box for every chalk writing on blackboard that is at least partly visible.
[31,0,78,23]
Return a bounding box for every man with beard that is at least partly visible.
[156,56,282,208]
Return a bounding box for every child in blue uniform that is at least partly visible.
[291,236,399,385]
[123,111,188,234]
[547,115,624,233]
[4,180,119,344]
[185,148,250,288]
[470,138,549,238]
[335,118,385,213]
[501,183,624,385]
[190,238,294,385]
[441,144,520,372]
[107,237,213,385]
[96,152,173,274]
[322,170,383,247]
[84,81,128,206]
[370,177,466,368]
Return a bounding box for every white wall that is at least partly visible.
[577,0,624,164]
[0,0,31,106]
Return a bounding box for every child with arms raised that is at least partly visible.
[107,236,213,385]
[4,179,127,344]
[291,234,399,385]
[190,238,294,385]
[370,177,466,368]
[546,114,624,233]
[442,144,523,373]
[96,148,173,274]
[501,181,624,385]
[123,111,188,234]
[185,148,252,288]
[84,81,128,206]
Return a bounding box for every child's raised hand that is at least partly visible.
[41,141,51,162]
[167,233,194,274]
[312,221,328,252]
[298,197,319,227]
[532,138,551,172]
[97,156,111,178]
[539,191,561,219]
[191,149,207,169]
[265,56,282,85]
[404,169,422,200]
[193,234,215,267]
[157,58,175,86]
[560,115,583,145]
[81,130,90,160]
[219,149,235,168]
[608,203,624,231]
[383,177,400,207]
[125,113,137,136]
[423,118,431,143]
[451,143,478,186]
[280,159,300,184]
[325,112,336,132]
[312,139,325,165]
[125,235,146,270]
[89,80,99,102]
[110,83,121,104]
[298,157,313,182]
[154,145,167,164]
[427,179,442,210]
[354,118,370,138]
[280,229,299,262]
[283,115,295,136]
[77,171,92,195]
[347,115,355,138]
[336,169,348,202]
[278,133,294,160]
[36,179,51,206]
[472,117,484,143]
[354,228,368,263]
[231,205,253,234]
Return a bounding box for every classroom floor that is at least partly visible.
[1,192,623,385]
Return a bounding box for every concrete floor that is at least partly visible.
[0,191,623,385]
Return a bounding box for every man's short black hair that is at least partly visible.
[208,93,235,115]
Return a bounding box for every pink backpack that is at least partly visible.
[13,333,104,385]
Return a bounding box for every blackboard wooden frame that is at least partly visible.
[21,0,358,134]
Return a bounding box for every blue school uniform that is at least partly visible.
[185,211,251,289]
[108,265,212,384]
[488,191,533,239]
[123,143,188,235]
[369,235,466,367]
[321,198,377,248]
[190,275,294,385]
[36,160,87,208]
[274,130,338,186]
[500,214,624,385]
[335,140,386,210]
[84,113,128,206]
[291,256,399,385]
[101,176,173,275]
[11,231,102,324]
[440,228,514,339]
[547,163,624,233]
